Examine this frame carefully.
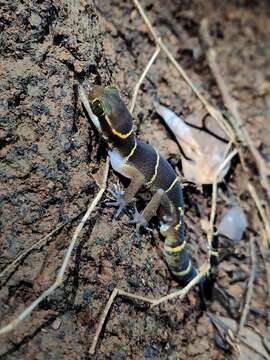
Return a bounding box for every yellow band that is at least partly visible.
[165,177,178,193]
[105,114,133,139]
[124,138,137,162]
[174,223,181,230]
[178,207,184,215]
[146,148,160,186]
[165,240,186,254]
[173,260,192,277]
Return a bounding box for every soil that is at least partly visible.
[0,0,270,359]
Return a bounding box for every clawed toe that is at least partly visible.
[106,185,126,218]
[107,184,124,198]
[128,206,148,232]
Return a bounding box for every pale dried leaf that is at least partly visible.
[216,315,270,360]
[155,103,230,184]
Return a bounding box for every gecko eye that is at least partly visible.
[91,99,104,117]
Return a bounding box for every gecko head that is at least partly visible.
[80,84,133,142]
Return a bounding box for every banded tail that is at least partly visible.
[164,224,219,284]
[164,229,198,283]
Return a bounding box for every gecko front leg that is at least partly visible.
[107,163,145,218]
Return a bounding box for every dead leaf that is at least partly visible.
[213,314,270,360]
[155,102,230,184]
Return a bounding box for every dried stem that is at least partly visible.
[200,18,270,200]
[0,214,83,283]
[0,224,65,281]
[256,240,270,325]
[129,46,160,114]
[248,182,270,246]
[89,288,155,355]
[0,158,110,335]
[208,149,238,247]
[132,0,235,141]
[89,261,209,355]
[237,237,256,335]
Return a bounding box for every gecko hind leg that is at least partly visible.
[129,189,164,235]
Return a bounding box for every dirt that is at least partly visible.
[0,0,270,359]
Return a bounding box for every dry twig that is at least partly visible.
[208,149,238,247]
[248,182,270,246]
[89,262,209,354]
[0,223,66,281]
[132,0,235,141]
[237,237,256,335]
[0,213,84,283]
[200,18,270,200]
[129,45,160,114]
[0,158,110,335]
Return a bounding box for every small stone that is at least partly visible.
[143,344,159,358]
[218,205,248,243]
[29,13,42,27]
[31,143,38,152]
[56,159,67,172]
[83,288,91,302]
[51,318,61,330]
[74,60,82,73]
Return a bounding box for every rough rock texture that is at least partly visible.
[0,0,270,359]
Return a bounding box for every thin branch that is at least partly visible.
[0,213,83,283]
[0,224,65,281]
[248,182,270,245]
[256,239,270,326]
[89,261,209,354]
[132,0,235,141]
[89,287,155,355]
[237,237,256,335]
[200,18,270,200]
[129,46,160,114]
[0,158,110,335]
[208,149,238,247]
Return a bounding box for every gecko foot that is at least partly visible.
[128,206,152,235]
[106,184,126,218]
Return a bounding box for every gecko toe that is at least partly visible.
[106,185,127,218]
[106,186,124,198]
[128,206,148,232]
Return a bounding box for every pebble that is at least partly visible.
[218,205,248,244]
[51,318,62,330]
[29,13,42,28]
[143,344,159,358]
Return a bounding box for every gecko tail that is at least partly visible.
[164,231,199,285]
[164,230,219,293]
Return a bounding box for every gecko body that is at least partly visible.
[79,85,217,284]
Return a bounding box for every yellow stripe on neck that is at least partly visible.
[105,114,133,139]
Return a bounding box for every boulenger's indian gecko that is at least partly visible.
[79,85,218,285]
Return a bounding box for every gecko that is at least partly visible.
[79,84,218,285]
